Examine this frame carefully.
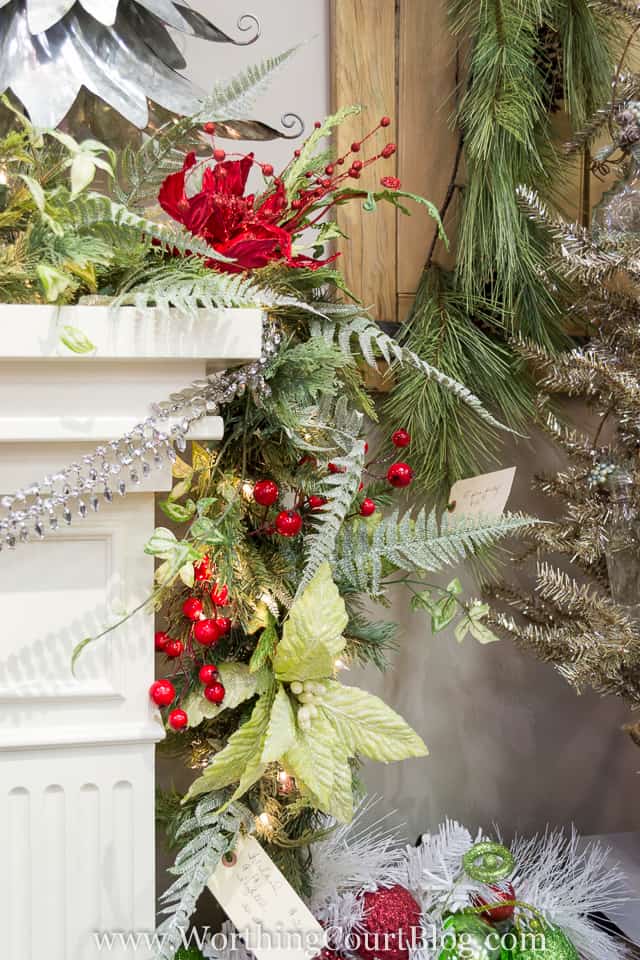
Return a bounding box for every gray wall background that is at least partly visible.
[158,2,640,871]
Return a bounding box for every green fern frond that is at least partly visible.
[295,394,365,597]
[334,510,534,597]
[312,309,510,432]
[156,794,252,960]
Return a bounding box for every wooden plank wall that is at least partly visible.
[331,0,617,324]
[331,0,459,323]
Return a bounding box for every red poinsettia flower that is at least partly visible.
[158,152,335,273]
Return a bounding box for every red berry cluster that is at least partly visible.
[353,428,413,517]
[149,556,232,729]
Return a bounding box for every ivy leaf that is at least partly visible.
[19,173,45,211]
[172,455,193,479]
[468,620,501,644]
[169,476,193,501]
[320,681,427,763]
[249,613,278,672]
[446,578,463,596]
[179,560,195,588]
[159,499,196,523]
[196,497,217,516]
[261,684,296,762]
[144,527,179,557]
[185,688,273,801]
[70,152,97,196]
[190,516,226,545]
[183,663,261,727]
[431,594,458,633]
[37,264,71,302]
[455,618,470,644]
[273,562,348,682]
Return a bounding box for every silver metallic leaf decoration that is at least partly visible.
[0,0,261,129]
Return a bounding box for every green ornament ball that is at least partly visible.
[439,914,503,960]
[510,925,579,960]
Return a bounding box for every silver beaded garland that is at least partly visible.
[0,323,281,552]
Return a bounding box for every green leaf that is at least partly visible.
[59,325,95,354]
[144,527,178,557]
[261,684,297,762]
[183,663,261,727]
[37,264,71,302]
[249,614,278,672]
[19,173,45,211]
[273,562,348,682]
[468,620,501,644]
[284,710,353,820]
[159,499,196,522]
[320,681,427,763]
[446,578,463,596]
[190,516,226,545]
[71,636,92,675]
[179,560,195,588]
[455,619,470,644]
[169,476,193,501]
[196,497,217,516]
[70,152,97,196]
[431,594,458,633]
[185,690,273,801]
[363,192,377,212]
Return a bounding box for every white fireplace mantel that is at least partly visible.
[0,304,264,960]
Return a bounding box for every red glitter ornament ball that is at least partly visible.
[360,498,376,517]
[253,480,279,506]
[149,679,175,706]
[183,597,203,621]
[392,429,411,448]
[354,885,422,960]
[215,616,231,635]
[165,639,184,658]
[168,708,188,731]
[308,495,327,510]
[471,881,516,925]
[194,618,221,647]
[154,630,170,651]
[387,462,413,488]
[275,510,303,537]
[210,583,229,607]
[199,664,218,685]
[204,681,226,703]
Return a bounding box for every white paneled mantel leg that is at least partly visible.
[0,305,264,959]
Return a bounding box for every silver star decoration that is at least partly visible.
[0,0,261,129]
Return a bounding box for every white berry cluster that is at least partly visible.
[290,680,328,730]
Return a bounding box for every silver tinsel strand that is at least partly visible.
[0,321,281,552]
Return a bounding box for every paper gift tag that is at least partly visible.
[447,467,516,518]
[207,834,325,960]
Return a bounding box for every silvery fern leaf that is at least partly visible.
[155,794,252,960]
[334,510,533,596]
[296,395,365,597]
[115,264,263,315]
[312,314,510,431]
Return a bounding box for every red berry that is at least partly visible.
[392,428,411,448]
[275,510,303,537]
[471,882,516,925]
[203,121,215,134]
[253,479,279,507]
[351,141,361,152]
[210,583,229,607]
[194,618,221,647]
[308,495,327,510]
[298,454,317,467]
[194,557,212,582]
[154,630,170,651]
[149,679,175,706]
[262,163,274,177]
[328,462,345,474]
[168,708,188,731]
[182,597,203,621]
[204,681,226,703]
[213,148,226,162]
[325,164,334,175]
[364,441,369,454]
[294,149,301,157]
[387,462,413,488]
[360,498,376,517]
[305,170,313,178]
[348,168,361,179]
[380,116,391,127]
[215,616,231,635]
[352,160,363,172]
[314,120,322,129]
[199,664,218,684]
[165,639,184,658]
[381,143,397,158]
